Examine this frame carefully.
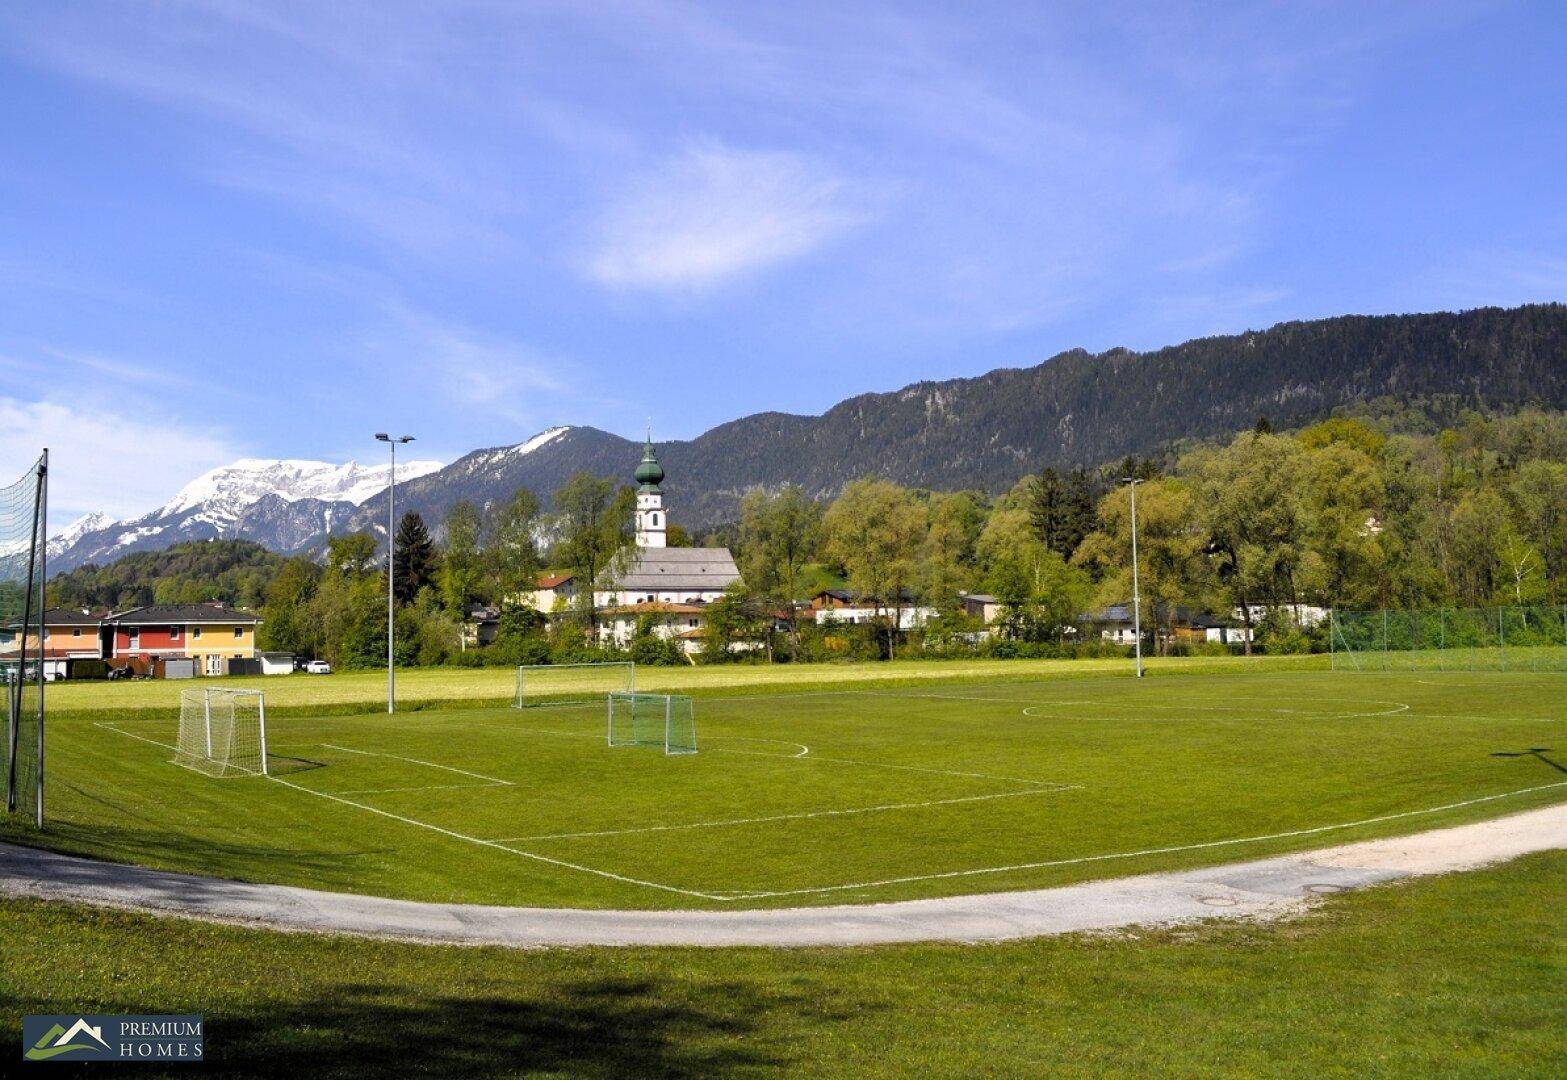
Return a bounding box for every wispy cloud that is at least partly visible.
[368,302,571,428]
[581,142,872,292]
[0,396,237,526]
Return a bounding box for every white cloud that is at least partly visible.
[0,397,237,528]
[582,143,871,291]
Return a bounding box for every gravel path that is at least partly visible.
[3,803,1563,947]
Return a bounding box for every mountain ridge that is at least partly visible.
[49,302,1567,573]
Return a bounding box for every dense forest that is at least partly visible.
[48,540,289,612]
[49,403,1567,669]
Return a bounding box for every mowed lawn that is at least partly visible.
[8,669,1565,909]
[39,652,1328,716]
[3,853,1562,1076]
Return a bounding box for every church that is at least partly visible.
[593,439,742,649]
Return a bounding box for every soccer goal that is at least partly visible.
[175,688,268,778]
[514,661,635,708]
[607,691,697,755]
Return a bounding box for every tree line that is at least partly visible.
[50,407,1567,668]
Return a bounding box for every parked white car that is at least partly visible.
[303,660,332,674]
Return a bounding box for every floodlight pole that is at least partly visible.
[376,433,415,714]
[1123,477,1146,678]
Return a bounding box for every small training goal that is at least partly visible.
[514,661,635,708]
[175,688,268,778]
[607,691,697,755]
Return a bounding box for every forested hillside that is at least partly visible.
[365,303,1567,530]
[48,540,289,612]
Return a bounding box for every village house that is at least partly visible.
[107,603,261,676]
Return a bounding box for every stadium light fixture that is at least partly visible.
[1121,476,1146,678]
[376,433,416,713]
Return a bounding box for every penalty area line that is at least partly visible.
[266,776,729,901]
[93,719,719,901]
[485,786,1080,842]
[319,743,514,785]
[714,779,1567,900]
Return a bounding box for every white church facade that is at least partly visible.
[594,439,743,650]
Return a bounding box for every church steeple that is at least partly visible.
[634,434,664,492]
[633,434,667,548]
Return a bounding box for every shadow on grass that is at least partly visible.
[1490,748,1566,775]
[18,821,386,891]
[207,977,854,1077]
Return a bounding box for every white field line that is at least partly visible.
[328,782,508,796]
[705,736,811,758]
[713,779,1567,900]
[485,787,1078,843]
[460,716,1073,789]
[265,775,726,901]
[1021,701,1411,720]
[94,722,177,751]
[319,743,513,785]
[94,720,722,901]
[849,689,1103,706]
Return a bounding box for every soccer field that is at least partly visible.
[11,669,1566,910]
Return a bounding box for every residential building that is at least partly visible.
[107,603,261,676]
[957,592,1003,625]
[596,601,709,655]
[1085,603,1227,645]
[809,589,937,630]
[533,573,577,614]
[0,608,107,680]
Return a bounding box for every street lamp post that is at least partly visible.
[376,433,415,713]
[1122,476,1146,678]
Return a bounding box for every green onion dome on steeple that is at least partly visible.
[634,435,665,491]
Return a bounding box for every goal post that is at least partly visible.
[607,691,696,755]
[514,661,634,708]
[175,688,268,778]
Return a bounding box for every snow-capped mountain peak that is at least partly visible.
[48,511,114,551]
[163,457,444,520]
[47,455,446,572]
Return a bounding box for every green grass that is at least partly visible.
[3,853,1561,1076]
[7,668,1564,910]
[41,652,1327,717]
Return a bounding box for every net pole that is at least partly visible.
[1497,606,1505,673]
[1329,609,1335,670]
[10,453,43,819]
[204,691,213,757]
[606,693,613,746]
[1380,608,1388,672]
[256,692,269,777]
[33,450,45,828]
[665,696,672,755]
[1439,607,1445,673]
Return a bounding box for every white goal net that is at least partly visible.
[514,661,634,708]
[175,688,268,778]
[607,691,697,755]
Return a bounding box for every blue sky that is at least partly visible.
[2,1,1565,528]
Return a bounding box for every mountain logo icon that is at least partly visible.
[25,1017,112,1061]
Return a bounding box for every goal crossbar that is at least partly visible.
[607,690,696,755]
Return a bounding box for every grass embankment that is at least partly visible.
[46,652,1328,718]
[3,853,1561,1076]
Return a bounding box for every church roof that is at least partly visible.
[606,546,741,591]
